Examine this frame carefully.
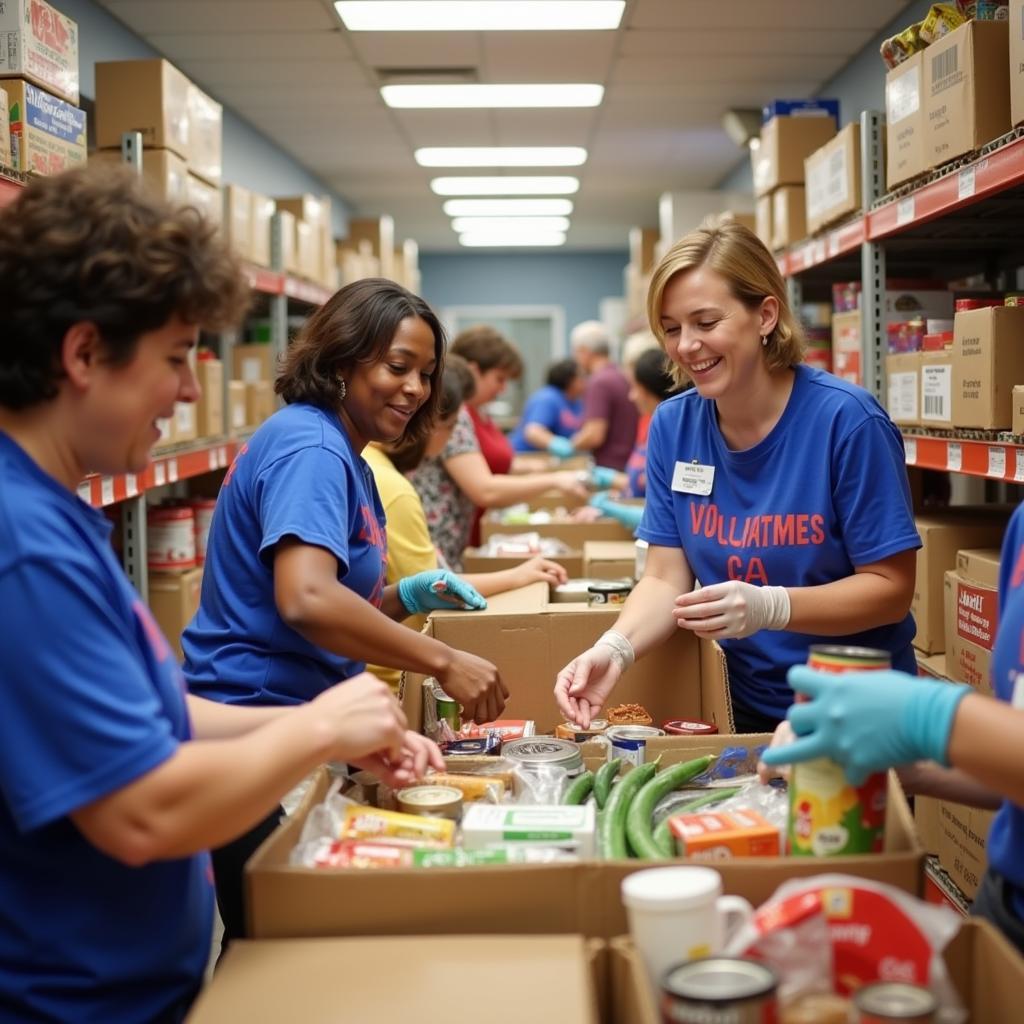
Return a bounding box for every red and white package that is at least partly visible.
[459,719,536,742]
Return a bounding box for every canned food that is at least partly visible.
[555,719,608,742]
[432,685,460,733]
[606,725,664,766]
[147,505,197,570]
[503,737,584,777]
[661,957,777,1023]
[188,497,216,565]
[587,580,634,606]
[779,992,852,1023]
[396,784,463,821]
[854,981,937,1022]
[789,645,891,857]
[661,719,718,736]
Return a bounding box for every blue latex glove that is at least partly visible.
[761,665,972,785]
[547,435,575,459]
[397,570,487,615]
[590,466,619,490]
[589,491,644,531]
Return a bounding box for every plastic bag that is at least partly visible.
[289,777,360,867]
[511,761,574,804]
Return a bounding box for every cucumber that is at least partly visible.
[599,758,660,860]
[593,758,622,810]
[625,756,716,860]
[652,785,741,857]
[653,816,675,857]
[563,770,595,806]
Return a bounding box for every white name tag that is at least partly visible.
[1012,672,1024,712]
[671,461,715,496]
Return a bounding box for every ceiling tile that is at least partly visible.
[613,53,845,86]
[482,32,617,81]
[104,1,335,34]
[628,0,905,30]
[344,32,482,70]
[620,27,875,57]
[390,109,495,146]
[147,31,351,61]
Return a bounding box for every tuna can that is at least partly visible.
[555,719,608,742]
[788,645,891,857]
[503,737,584,778]
[188,497,217,565]
[606,725,665,766]
[661,719,719,737]
[396,785,463,821]
[147,505,197,570]
[661,957,777,1023]
[587,580,634,606]
[853,982,937,1022]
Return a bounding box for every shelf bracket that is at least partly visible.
[122,494,149,595]
[860,110,887,402]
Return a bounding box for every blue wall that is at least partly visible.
[419,251,630,338]
[57,0,350,233]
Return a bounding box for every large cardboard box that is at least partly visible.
[227,379,247,434]
[245,380,275,426]
[582,540,637,580]
[754,192,772,248]
[479,515,633,548]
[0,0,79,105]
[951,305,1024,430]
[196,358,224,437]
[885,351,920,427]
[147,567,202,660]
[915,794,943,854]
[278,208,299,275]
[804,123,861,235]
[752,115,836,197]
[93,147,188,202]
[250,193,274,267]
[274,193,325,228]
[1013,0,1024,127]
[947,548,1000,695]
[95,59,190,159]
[770,185,805,250]
[185,172,221,229]
[222,183,253,261]
[174,401,197,445]
[5,78,85,176]
[186,82,221,186]
[461,548,585,579]
[886,50,928,189]
[936,800,997,901]
[295,219,318,280]
[189,935,600,1024]
[233,343,275,385]
[920,348,955,428]
[0,85,10,167]
[926,19,1010,168]
[1013,384,1024,435]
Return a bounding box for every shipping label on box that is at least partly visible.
[95,58,190,158]
[920,355,953,426]
[6,78,85,176]
[887,51,927,188]
[936,801,996,901]
[0,0,80,105]
[886,353,920,426]
[804,124,860,235]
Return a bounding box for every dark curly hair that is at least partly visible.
[546,358,580,392]
[449,324,523,379]
[277,278,445,447]
[0,164,250,410]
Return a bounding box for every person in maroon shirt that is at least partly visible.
[570,320,639,471]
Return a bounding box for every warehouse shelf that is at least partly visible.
[776,215,866,277]
[901,429,1024,482]
[241,262,332,307]
[0,168,27,207]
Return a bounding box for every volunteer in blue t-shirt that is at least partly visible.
[510,357,584,457]
[0,167,437,1024]
[182,279,506,953]
[762,500,1024,953]
[555,221,920,734]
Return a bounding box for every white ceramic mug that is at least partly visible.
[621,866,754,997]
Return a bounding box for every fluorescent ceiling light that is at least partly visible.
[382,84,603,109]
[336,2,624,32]
[443,198,574,216]
[451,216,571,233]
[416,146,586,167]
[431,176,579,196]
[459,232,567,248]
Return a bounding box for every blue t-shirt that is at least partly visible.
[184,403,388,706]
[510,385,582,452]
[637,365,921,719]
[985,503,1024,918]
[0,432,211,1023]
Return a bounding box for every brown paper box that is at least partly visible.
[886,352,921,427]
[1013,385,1024,435]
[184,172,220,229]
[196,359,224,437]
[952,305,1024,429]
[245,380,274,426]
[886,50,928,188]
[936,800,997,901]
[227,380,248,434]
[222,184,253,261]
[480,514,633,547]
[93,147,188,203]
[147,567,202,660]
[249,193,275,268]
[95,59,190,158]
[770,186,805,251]
[186,82,221,186]
[804,123,861,235]
[752,115,836,197]
[1012,0,1024,127]
[461,549,586,579]
[232,344,275,385]
[583,540,637,580]
[915,794,943,854]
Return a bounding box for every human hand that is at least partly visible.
[398,569,487,615]
[436,649,508,724]
[590,466,619,489]
[312,673,408,765]
[760,666,971,785]
[551,470,590,500]
[351,730,445,789]
[589,491,643,531]
[509,555,569,589]
[547,436,575,459]
[674,580,790,639]
[554,639,628,728]
[571,505,604,523]
[757,720,794,783]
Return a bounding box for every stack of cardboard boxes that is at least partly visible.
[624,226,659,320]
[275,193,338,288]
[228,344,276,434]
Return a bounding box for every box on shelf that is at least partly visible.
[0,0,79,105]
[886,50,927,189]
[274,193,324,228]
[754,193,772,248]
[0,85,9,167]
[762,98,839,123]
[245,380,275,426]
[919,348,955,427]
[1013,385,1024,435]
[479,514,633,548]
[153,413,176,450]
[277,208,299,275]
[582,540,636,580]
[345,216,395,279]
[196,357,224,437]
[93,147,188,202]
[770,185,805,250]
[227,380,247,434]
[222,184,252,260]
[925,18,1010,168]
[1013,0,1024,127]
[804,123,861,235]
[94,59,190,159]
[174,401,197,444]
[147,566,202,659]
[295,219,318,280]
[885,351,920,427]
[935,800,996,901]
[946,548,1000,695]
[186,82,221,185]
[752,114,836,197]
[185,172,220,229]
[232,343,275,384]
[250,193,274,267]
[5,78,85,175]
[951,305,1024,429]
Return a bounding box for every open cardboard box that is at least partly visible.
[480,513,634,547]
[461,548,586,579]
[609,918,1024,1023]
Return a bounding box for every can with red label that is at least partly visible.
[854,981,937,1022]
[661,719,719,736]
[147,505,197,570]
[188,497,217,565]
[661,957,777,1023]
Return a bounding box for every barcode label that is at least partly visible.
[897,197,915,226]
[958,166,976,200]
[988,446,1006,478]
[904,437,917,464]
[947,442,962,472]
[923,394,945,415]
[921,364,952,422]
[932,44,958,82]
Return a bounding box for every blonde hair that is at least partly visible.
[621,329,660,370]
[646,221,804,387]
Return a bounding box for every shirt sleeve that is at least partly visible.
[254,446,356,571]
[523,391,560,432]
[636,405,682,548]
[442,406,480,461]
[998,505,1024,615]
[0,557,179,832]
[385,491,440,584]
[832,415,921,566]
[583,373,614,422]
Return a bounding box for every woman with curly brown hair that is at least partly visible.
[0,166,435,1023]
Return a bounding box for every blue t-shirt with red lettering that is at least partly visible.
[637,365,920,719]
[510,385,582,452]
[0,432,211,1023]
[184,403,388,706]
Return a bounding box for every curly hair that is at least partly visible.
[546,358,580,392]
[0,164,250,410]
[277,278,445,447]
[449,324,523,379]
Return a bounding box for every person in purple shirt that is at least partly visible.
[570,320,639,471]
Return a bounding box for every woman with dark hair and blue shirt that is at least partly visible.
[510,357,585,458]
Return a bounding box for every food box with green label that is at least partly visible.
[6,77,85,175]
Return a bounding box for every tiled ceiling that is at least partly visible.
[97,0,908,251]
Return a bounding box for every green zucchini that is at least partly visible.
[625,756,716,860]
[599,758,660,860]
[651,784,741,857]
[593,758,622,810]
[563,770,595,805]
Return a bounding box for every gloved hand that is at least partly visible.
[590,466,619,489]
[674,580,790,639]
[397,570,487,615]
[547,435,575,459]
[760,666,972,785]
[590,491,644,531]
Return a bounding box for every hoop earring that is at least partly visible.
[338,378,347,401]
[760,334,769,347]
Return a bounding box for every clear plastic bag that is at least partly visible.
[289,777,359,867]
[511,761,573,804]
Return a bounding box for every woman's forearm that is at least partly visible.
[948,694,1024,807]
[607,575,681,659]
[786,567,912,635]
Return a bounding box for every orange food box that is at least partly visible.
[668,808,781,859]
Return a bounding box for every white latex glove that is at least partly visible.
[757,720,794,784]
[674,580,791,639]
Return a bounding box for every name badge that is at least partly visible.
[672,461,715,496]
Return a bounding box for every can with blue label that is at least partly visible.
[606,725,664,766]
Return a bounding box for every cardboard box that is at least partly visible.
[461,548,585,579]
[958,546,1001,588]
[770,185,805,250]
[245,380,275,426]
[525,490,588,512]
[920,349,955,427]
[186,82,221,185]
[947,549,1000,694]
[915,794,943,854]
[479,515,633,548]
[95,59,190,159]
[189,935,600,1024]
[1013,384,1024,435]
[5,77,84,175]
[886,351,920,427]
[951,305,1024,429]
[582,540,637,580]
[752,114,836,196]
[0,84,10,167]
[1013,0,1024,127]
[346,215,395,279]
[755,192,772,248]
[93,147,188,203]
[147,566,202,659]
[629,226,659,273]
[233,343,275,384]
[886,50,928,189]
[278,208,299,275]
[196,358,224,437]
[274,193,325,228]
[250,193,274,267]
[935,800,997,900]
[222,183,253,260]
[924,856,971,916]
[804,123,861,234]
[227,379,247,433]
[926,19,1010,167]
[0,0,79,105]
[174,401,197,444]
[296,219,318,280]
[185,172,220,229]
[912,514,1007,655]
